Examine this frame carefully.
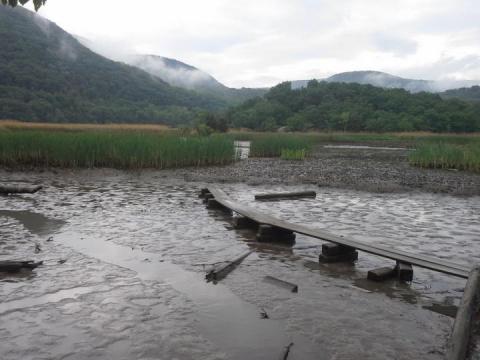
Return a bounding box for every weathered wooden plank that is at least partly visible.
[205,250,253,282]
[0,260,43,272]
[264,276,298,293]
[207,186,470,279]
[446,267,480,360]
[0,185,42,195]
[255,191,316,201]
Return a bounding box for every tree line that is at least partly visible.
[225,80,480,132]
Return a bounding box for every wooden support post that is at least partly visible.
[232,216,258,230]
[446,267,480,360]
[395,261,413,282]
[367,267,396,282]
[256,225,296,243]
[206,199,232,215]
[319,243,358,263]
[199,188,210,198]
[202,193,214,203]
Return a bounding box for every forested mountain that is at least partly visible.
[0,6,225,124]
[291,71,480,93]
[441,86,480,102]
[227,80,480,132]
[123,54,268,105]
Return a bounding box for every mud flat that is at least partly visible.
[1,144,479,359]
[178,145,480,196]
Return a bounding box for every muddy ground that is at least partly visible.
[178,145,479,195]
[0,144,479,360]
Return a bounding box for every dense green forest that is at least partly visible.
[226,80,480,132]
[441,86,480,103]
[0,6,225,124]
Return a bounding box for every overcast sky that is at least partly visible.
[27,0,480,88]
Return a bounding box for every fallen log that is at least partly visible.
[0,185,42,195]
[255,191,316,201]
[264,276,298,293]
[206,250,253,282]
[0,260,43,273]
[446,267,480,360]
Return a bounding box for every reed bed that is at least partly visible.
[280,149,307,160]
[409,141,480,173]
[0,130,234,169]
[248,134,313,157]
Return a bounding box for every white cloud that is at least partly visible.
[26,0,480,88]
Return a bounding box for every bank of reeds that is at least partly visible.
[280,148,307,160]
[0,130,234,169]
[409,141,480,173]
[247,134,313,157]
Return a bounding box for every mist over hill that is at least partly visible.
[291,71,480,93]
[124,54,267,104]
[0,6,225,124]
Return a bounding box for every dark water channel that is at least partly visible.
[0,171,479,359]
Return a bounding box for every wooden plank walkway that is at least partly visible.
[207,186,471,279]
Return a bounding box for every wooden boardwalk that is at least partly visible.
[207,186,471,279]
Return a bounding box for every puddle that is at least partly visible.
[57,231,320,360]
[0,210,65,236]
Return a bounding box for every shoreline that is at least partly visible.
[1,145,479,196]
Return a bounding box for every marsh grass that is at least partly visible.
[280,148,307,160]
[409,141,480,173]
[247,134,313,157]
[0,130,234,169]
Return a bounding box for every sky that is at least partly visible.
[26,0,480,88]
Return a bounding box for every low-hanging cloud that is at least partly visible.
[28,0,480,88]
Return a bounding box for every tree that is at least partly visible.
[1,0,45,11]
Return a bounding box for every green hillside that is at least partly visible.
[441,86,480,102]
[0,6,225,124]
[227,80,480,132]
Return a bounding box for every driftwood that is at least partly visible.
[206,250,253,282]
[280,342,294,360]
[0,260,43,273]
[254,191,316,201]
[446,267,480,360]
[264,276,298,293]
[0,185,42,195]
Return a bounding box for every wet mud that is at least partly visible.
[0,168,479,359]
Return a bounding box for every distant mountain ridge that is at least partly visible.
[291,71,480,93]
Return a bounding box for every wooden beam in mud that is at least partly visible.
[446,267,480,360]
[0,260,43,272]
[0,185,42,195]
[205,250,253,282]
[206,185,470,279]
[254,191,316,201]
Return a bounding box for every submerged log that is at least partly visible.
[0,260,43,273]
[0,185,42,195]
[206,250,253,282]
[446,267,480,360]
[367,267,396,282]
[264,276,298,293]
[255,191,316,201]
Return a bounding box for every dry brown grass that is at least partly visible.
[0,120,172,133]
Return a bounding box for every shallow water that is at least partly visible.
[0,170,479,359]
